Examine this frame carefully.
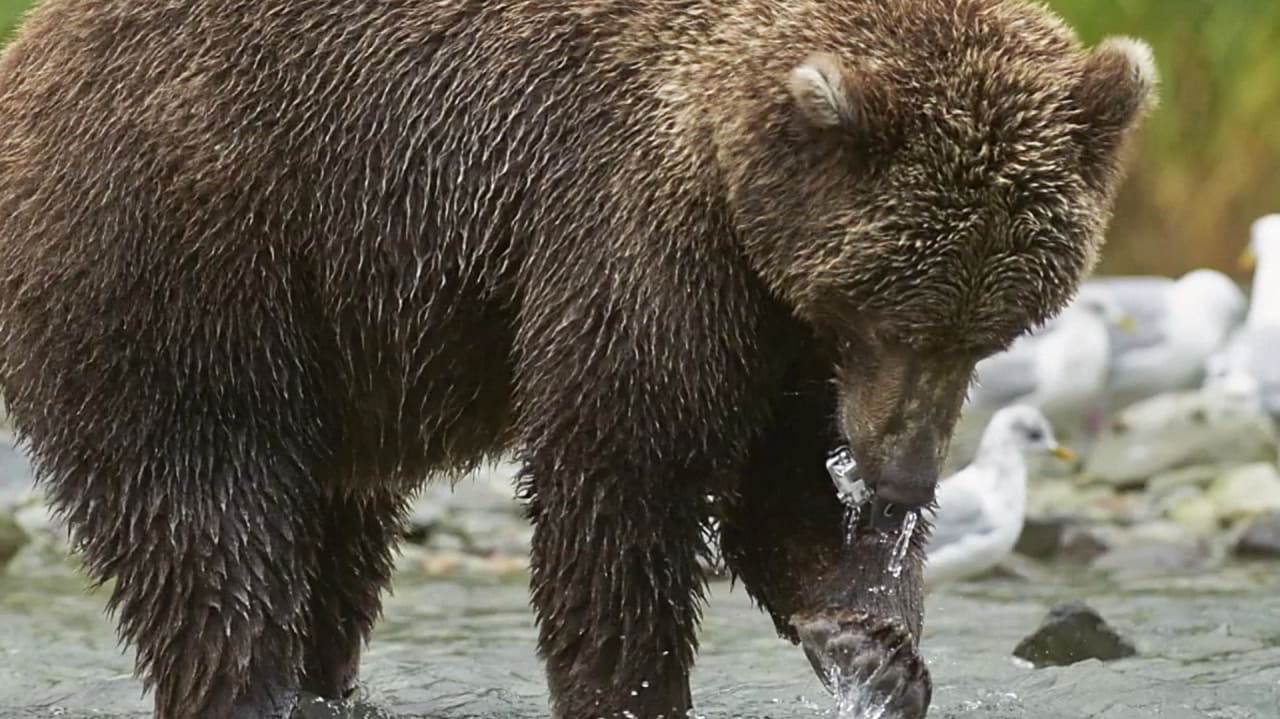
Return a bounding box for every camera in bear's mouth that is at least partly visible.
[791,607,932,719]
[826,444,921,534]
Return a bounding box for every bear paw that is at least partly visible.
[791,608,931,719]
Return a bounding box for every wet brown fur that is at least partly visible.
[0,1,1154,717]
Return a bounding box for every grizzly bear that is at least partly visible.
[0,0,1154,717]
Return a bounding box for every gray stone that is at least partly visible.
[1146,464,1229,498]
[1082,390,1277,488]
[1058,524,1112,564]
[1090,540,1211,577]
[13,501,58,539]
[1234,512,1280,559]
[1205,463,1280,522]
[1014,516,1068,560]
[977,554,1050,582]
[1012,600,1137,668]
[1163,493,1220,535]
[402,500,447,544]
[424,531,466,553]
[0,510,28,568]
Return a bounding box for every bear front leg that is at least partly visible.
[719,383,931,718]
[522,455,710,719]
[300,487,407,701]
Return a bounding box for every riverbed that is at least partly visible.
[3,559,1277,719]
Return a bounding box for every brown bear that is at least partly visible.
[0,0,1155,717]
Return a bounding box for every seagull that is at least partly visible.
[1082,268,1247,411]
[959,290,1133,443]
[924,405,1074,587]
[1205,213,1280,417]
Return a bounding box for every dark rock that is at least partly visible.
[1013,600,1137,668]
[1058,525,1111,564]
[1015,516,1068,559]
[0,511,28,568]
[1234,512,1280,559]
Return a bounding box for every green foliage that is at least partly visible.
[0,0,30,44]
[0,0,1276,276]
[1047,0,1280,276]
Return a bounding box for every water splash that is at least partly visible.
[826,664,897,719]
[887,510,918,578]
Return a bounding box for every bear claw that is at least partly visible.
[791,608,932,719]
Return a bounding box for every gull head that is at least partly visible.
[981,404,1075,462]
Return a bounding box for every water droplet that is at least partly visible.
[888,509,918,578]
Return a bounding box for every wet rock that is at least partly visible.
[979,554,1050,582]
[1145,464,1226,498]
[1121,519,1204,546]
[1090,539,1211,577]
[1163,492,1220,535]
[1082,390,1277,489]
[402,501,447,544]
[1012,600,1137,668]
[0,510,28,568]
[1234,512,1280,559]
[1206,463,1280,522]
[396,460,531,563]
[1014,516,1068,559]
[1058,525,1112,564]
[1027,480,1137,525]
[13,501,58,540]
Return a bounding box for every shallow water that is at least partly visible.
[2,562,1278,719]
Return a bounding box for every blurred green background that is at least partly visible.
[1,0,1277,279]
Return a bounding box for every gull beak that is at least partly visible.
[1115,314,1138,334]
[1049,445,1076,462]
[1239,244,1257,272]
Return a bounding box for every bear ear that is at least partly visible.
[1070,37,1159,176]
[789,52,896,138]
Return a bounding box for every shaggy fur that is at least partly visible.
[0,0,1154,717]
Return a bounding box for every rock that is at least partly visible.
[1028,480,1137,524]
[424,531,466,553]
[1206,463,1280,522]
[1164,493,1220,535]
[402,501,447,544]
[1233,512,1280,559]
[0,510,28,568]
[1082,390,1277,488]
[1014,516,1068,559]
[977,554,1049,582]
[1145,464,1227,498]
[1090,540,1211,577]
[1118,519,1204,547]
[419,549,467,577]
[13,501,59,539]
[1012,600,1137,668]
[1058,524,1112,564]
